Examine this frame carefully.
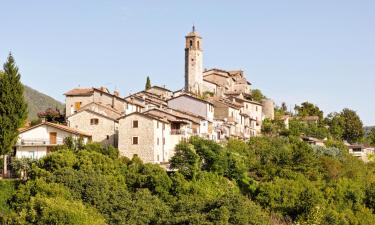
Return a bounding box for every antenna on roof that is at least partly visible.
[192,24,195,32]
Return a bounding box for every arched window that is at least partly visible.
[190,40,193,48]
[197,41,200,49]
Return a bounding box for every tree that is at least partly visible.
[294,102,323,120]
[145,76,151,90]
[340,108,364,143]
[367,128,375,146]
[0,54,28,177]
[37,107,65,124]
[325,112,345,140]
[251,89,265,102]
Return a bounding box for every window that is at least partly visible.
[75,102,82,111]
[157,121,159,129]
[106,135,109,140]
[163,138,165,145]
[162,123,165,130]
[157,138,159,145]
[197,41,200,49]
[132,120,138,128]
[132,136,139,145]
[90,118,99,125]
[189,40,193,48]
[157,155,160,161]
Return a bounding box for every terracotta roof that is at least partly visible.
[125,98,145,108]
[203,79,219,86]
[145,108,203,124]
[64,88,94,96]
[80,102,122,117]
[67,108,120,122]
[144,109,188,124]
[149,85,172,92]
[119,112,169,124]
[65,87,125,101]
[209,97,243,110]
[168,93,213,106]
[19,122,91,137]
[229,96,262,106]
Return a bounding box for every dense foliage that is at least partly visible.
[325,109,364,143]
[0,54,28,177]
[1,136,374,224]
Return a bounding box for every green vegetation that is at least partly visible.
[0,54,28,177]
[294,102,323,120]
[325,109,364,143]
[145,76,151,90]
[0,136,374,224]
[251,89,265,102]
[0,180,16,215]
[24,85,65,121]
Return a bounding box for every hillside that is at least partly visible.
[23,85,65,120]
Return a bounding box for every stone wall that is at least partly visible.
[68,110,118,147]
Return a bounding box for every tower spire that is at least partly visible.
[192,24,195,32]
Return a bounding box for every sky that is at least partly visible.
[0,1,374,125]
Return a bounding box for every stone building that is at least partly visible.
[118,112,183,163]
[64,87,126,117]
[67,103,120,147]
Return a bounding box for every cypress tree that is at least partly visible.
[145,76,151,90]
[0,53,28,177]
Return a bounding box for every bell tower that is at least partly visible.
[185,26,203,95]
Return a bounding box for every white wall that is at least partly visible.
[16,146,48,160]
[168,96,213,121]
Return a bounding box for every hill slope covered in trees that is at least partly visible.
[23,85,64,120]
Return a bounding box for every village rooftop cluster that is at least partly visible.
[14,27,373,165]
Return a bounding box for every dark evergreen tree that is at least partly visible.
[0,53,28,177]
[145,76,151,90]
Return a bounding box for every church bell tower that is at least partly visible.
[185,26,203,95]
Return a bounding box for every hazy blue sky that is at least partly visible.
[1,1,374,125]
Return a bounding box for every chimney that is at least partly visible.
[100,86,109,93]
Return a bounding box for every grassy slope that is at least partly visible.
[24,85,65,121]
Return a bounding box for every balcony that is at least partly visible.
[171,129,186,135]
[17,138,64,146]
[171,128,192,136]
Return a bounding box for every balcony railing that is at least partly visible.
[17,138,64,146]
[171,129,186,135]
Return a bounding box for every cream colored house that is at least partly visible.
[347,144,375,163]
[227,95,263,136]
[118,112,185,164]
[67,108,119,147]
[168,94,214,122]
[168,94,216,140]
[15,122,91,160]
[64,87,126,117]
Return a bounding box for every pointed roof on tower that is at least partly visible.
[186,25,201,38]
